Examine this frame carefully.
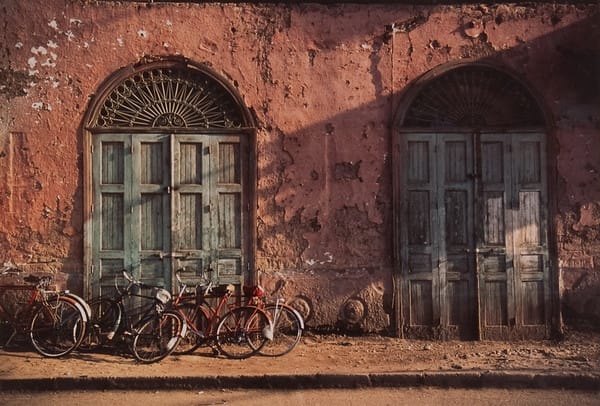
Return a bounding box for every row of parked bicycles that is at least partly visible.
[0,266,304,363]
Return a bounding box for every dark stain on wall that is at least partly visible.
[0,68,32,98]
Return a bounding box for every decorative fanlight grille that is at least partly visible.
[403,66,544,128]
[93,66,244,128]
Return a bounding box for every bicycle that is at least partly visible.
[80,269,186,363]
[171,269,272,359]
[243,285,304,357]
[0,267,88,357]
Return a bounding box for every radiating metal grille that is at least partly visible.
[93,67,244,128]
[403,66,544,128]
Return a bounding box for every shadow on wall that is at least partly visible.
[256,12,599,332]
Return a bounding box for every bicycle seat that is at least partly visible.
[211,284,235,297]
[243,285,265,298]
[23,275,42,284]
[23,274,53,287]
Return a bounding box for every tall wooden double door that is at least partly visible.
[90,132,248,297]
[398,132,550,339]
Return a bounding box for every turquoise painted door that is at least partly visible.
[90,133,246,297]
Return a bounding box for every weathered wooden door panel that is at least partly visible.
[214,138,245,285]
[478,134,513,339]
[133,135,171,289]
[439,135,475,339]
[92,135,129,298]
[401,135,438,337]
[171,136,212,287]
[511,134,549,338]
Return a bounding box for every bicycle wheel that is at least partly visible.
[173,303,209,355]
[131,310,185,363]
[30,297,86,357]
[257,304,303,357]
[79,297,121,351]
[216,306,270,359]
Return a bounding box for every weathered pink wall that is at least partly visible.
[0,1,598,332]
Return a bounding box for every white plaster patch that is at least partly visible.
[305,252,334,266]
[65,30,75,41]
[83,42,89,49]
[47,40,58,49]
[166,19,173,26]
[69,18,82,26]
[50,52,57,60]
[27,57,37,69]
[31,102,51,111]
[28,70,38,76]
[48,19,59,30]
[117,37,124,47]
[31,46,47,55]
[48,76,60,88]
[41,58,56,68]
[163,42,170,48]
[15,42,23,49]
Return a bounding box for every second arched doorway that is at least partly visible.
[393,62,552,340]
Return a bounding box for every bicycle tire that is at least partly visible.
[29,297,86,357]
[173,303,209,355]
[79,297,121,351]
[257,304,303,357]
[215,306,269,359]
[131,310,185,363]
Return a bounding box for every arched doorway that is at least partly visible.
[83,58,256,298]
[392,62,552,340]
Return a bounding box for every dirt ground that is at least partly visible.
[1,329,599,380]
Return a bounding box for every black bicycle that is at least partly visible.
[80,269,186,363]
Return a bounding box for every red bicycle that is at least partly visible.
[0,267,87,357]
[171,269,272,359]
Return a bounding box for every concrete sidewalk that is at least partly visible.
[1,332,599,391]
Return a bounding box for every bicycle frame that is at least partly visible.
[91,280,171,342]
[173,283,234,340]
[172,271,272,358]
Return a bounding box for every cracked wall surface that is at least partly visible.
[0,1,598,333]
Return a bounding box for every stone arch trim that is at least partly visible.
[84,57,255,130]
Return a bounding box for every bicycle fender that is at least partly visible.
[287,306,305,330]
[62,292,92,321]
